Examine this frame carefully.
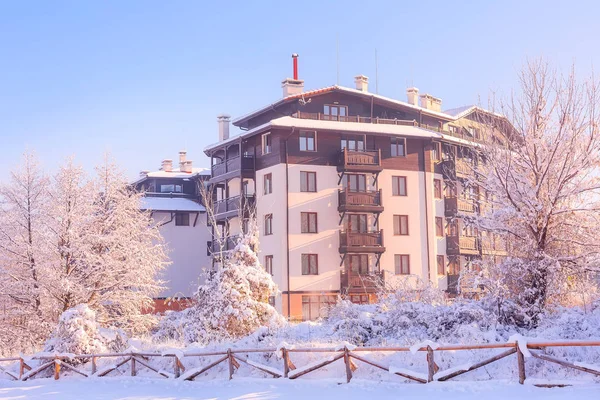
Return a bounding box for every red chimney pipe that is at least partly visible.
[292,53,299,80]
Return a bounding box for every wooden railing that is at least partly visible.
[211,155,254,177]
[207,235,240,254]
[338,189,383,209]
[213,195,255,217]
[2,339,600,386]
[293,111,417,126]
[340,148,382,170]
[339,230,384,248]
[446,235,479,255]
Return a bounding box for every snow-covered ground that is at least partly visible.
[1,378,599,400]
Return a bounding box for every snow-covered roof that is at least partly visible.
[444,105,475,118]
[132,167,210,186]
[232,85,456,127]
[205,117,444,152]
[140,197,206,212]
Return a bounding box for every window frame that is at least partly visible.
[392,176,407,196]
[301,294,336,321]
[262,133,272,155]
[301,212,318,233]
[347,214,368,233]
[300,171,317,192]
[435,217,444,237]
[437,255,445,275]
[265,255,273,275]
[175,212,190,226]
[264,214,273,236]
[432,142,442,162]
[301,254,319,275]
[393,215,409,236]
[346,254,369,275]
[263,173,272,195]
[434,179,442,199]
[324,104,348,121]
[341,135,365,151]
[343,174,367,192]
[394,254,410,275]
[391,137,406,157]
[299,130,317,152]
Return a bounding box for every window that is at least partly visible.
[391,137,406,157]
[467,126,481,139]
[348,214,368,233]
[432,142,442,161]
[343,174,366,192]
[265,255,273,275]
[324,104,347,121]
[437,255,445,275]
[392,176,407,196]
[300,171,317,192]
[268,296,276,307]
[263,173,272,195]
[394,254,410,275]
[448,257,460,275]
[301,212,318,233]
[346,254,369,274]
[301,254,318,275]
[299,131,316,151]
[350,295,369,305]
[262,133,272,155]
[448,125,459,134]
[175,212,190,226]
[160,184,182,193]
[434,179,442,199]
[393,215,409,235]
[302,295,336,321]
[341,135,365,151]
[264,214,273,235]
[447,219,458,236]
[435,217,444,237]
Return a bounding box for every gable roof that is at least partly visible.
[232,85,455,127]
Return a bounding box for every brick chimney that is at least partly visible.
[407,87,419,106]
[419,93,443,112]
[354,75,369,92]
[161,159,173,172]
[217,115,231,141]
[181,160,193,173]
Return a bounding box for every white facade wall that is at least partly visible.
[152,211,212,298]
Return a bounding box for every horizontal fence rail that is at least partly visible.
[1,340,600,386]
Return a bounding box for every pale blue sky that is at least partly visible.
[1,1,598,180]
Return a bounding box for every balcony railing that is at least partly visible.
[338,189,383,212]
[446,235,479,255]
[455,160,473,177]
[211,155,254,178]
[293,111,416,126]
[445,196,477,215]
[341,270,384,293]
[207,235,241,254]
[339,148,382,172]
[339,230,385,253]
[213,194,255,218]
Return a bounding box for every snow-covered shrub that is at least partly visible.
[44,304,127,356]
[325,300,381,345]
[155,218,284,344]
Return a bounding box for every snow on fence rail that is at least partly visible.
[1,339,600,386]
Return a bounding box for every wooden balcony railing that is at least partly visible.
[446,235,479,255]
[341,270,384,293]
[339,230,385,253]
[455,160,473,177]
[213,194,255,218]
[207,235,240,254]
[293,111,417,126]
[211,155,254,178]
[338,189,383,212]
[339,148,382,172]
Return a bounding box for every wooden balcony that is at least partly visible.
[444,196,477,216]
[341,270,384,294]
[207,235,240,255]
[338,148,383,173]
[446,235,480,256]
[213,194,255,221]
[210,155,254,183]
[293,111,417,126]
[455,160,473,178]
[339,230,385,253]
[338,189,383,213]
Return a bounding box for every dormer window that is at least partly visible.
[324,104,348,121]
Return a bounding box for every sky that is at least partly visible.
[1,0,599,182]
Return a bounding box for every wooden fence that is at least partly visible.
[1,340,599,386]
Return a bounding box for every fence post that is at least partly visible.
[91,356,97,375]
[19,358,25,380]
[282,348,289,378]
[54,357,60,380]
[427,346,435,382]
[174,356,181,378]
[227,349,234,380]
[131,356,137,377]
[516,344,526,384]
[343,347,353,383]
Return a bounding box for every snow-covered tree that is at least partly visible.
[156,216,283,344]
[477,60,600,326]
[0,152,53,354]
